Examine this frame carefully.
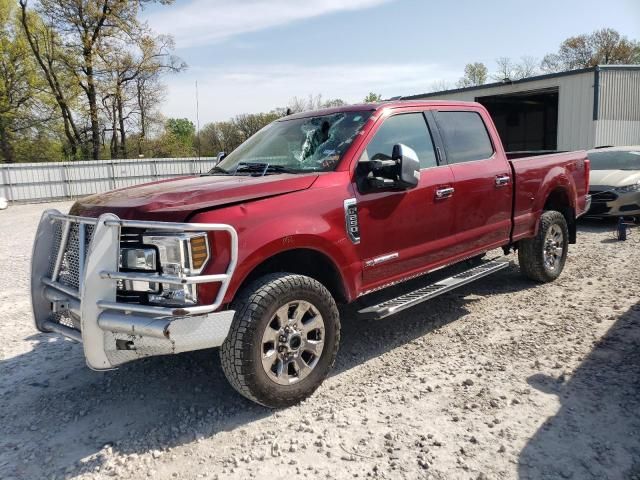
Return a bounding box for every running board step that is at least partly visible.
[358,260,510,320]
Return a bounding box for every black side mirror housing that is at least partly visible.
[216,151,226,164]
[362,143,420,191]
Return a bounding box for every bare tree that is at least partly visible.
[99,33,184,158]
[429,80,453,92]
[515,56,539,79]
[287,94,347,113]
[492,56,539,81]
[134,74,165,156]
[492,57,516,81]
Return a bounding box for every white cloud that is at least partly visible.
[160,63,460,123]
[145,0,392,47]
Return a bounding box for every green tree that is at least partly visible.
[19,0,177,160]
[233,112,279,141]
[0,0,58,163]
[457,62,488,87]
[541,28,640,72]
[166,118,195,142]
[18,3,84,158]
[363,92,382,103]
[322,98,346,108]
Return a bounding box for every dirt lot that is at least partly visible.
[0,201,639,480]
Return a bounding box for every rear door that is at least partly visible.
[433,109,512,256]
[353,110,456,288]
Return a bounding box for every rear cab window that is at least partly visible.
[359,113,438,170]
[435,111,494,164]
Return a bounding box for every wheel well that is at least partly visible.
[544,188,576,243]
[239,248,348,303]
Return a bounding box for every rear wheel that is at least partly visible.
[518,210,569,282]
[220,273,340,408]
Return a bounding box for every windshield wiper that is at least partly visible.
[232,162,296,176]
[201,166,229,176]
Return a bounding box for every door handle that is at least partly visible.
[435,187,455,199]
[495,175,510,187]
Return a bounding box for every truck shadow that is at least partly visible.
[0,263,530,479]
[0,221,615,478]
[518,302,640,480]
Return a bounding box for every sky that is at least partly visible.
[143,0,640,125]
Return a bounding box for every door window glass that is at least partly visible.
[360,113,437,169]
[436,111,494,163]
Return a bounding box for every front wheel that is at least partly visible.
[220,273,340,408]
[518,210,569,282]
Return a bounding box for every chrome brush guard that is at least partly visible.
[31,210,238,370]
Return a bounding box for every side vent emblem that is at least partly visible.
[344,198,360,244]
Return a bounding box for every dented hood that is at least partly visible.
[70,173,319,221]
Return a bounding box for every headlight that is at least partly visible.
[119,247,156,271]
[141,232,210,307]
[614,181,640,194]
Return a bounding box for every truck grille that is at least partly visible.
[52,311,81,330]
[48,221,95,291]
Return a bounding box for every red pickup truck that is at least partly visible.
[31,101,590,407]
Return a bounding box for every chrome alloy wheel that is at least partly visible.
[543,224,564,271]
[261,300,325,385]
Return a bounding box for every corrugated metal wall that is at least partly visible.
[0,157,217,203]
[410,71,597,150]
[595,68,640,146]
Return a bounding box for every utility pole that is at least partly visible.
[195,80,201,159]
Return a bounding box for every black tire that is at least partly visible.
[518,210,569,282]
[220,273,340,408]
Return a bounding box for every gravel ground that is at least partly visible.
[1,201,639,480]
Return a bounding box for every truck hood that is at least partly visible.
[70,173,319,221]
[590,169,640,188]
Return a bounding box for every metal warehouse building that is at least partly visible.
[404,65,640,152]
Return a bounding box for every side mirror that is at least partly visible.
[216,151,226,164]
[392,144,420,189]
[363,143,420,190]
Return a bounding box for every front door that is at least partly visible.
[353,111,456,289]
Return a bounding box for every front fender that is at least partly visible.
[190,183,361,306]
[226,233,358,303]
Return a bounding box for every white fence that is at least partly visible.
[0,157,218,203]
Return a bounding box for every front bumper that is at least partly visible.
[577,194,592,218]
[31,210,238,370]
[588,188,640,217]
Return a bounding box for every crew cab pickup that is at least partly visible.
[31,101,590,407]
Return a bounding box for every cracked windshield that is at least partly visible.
[214,111,372,174]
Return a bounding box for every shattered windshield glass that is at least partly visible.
[214,111,372,174]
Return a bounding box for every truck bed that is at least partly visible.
[508,151,590,242]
